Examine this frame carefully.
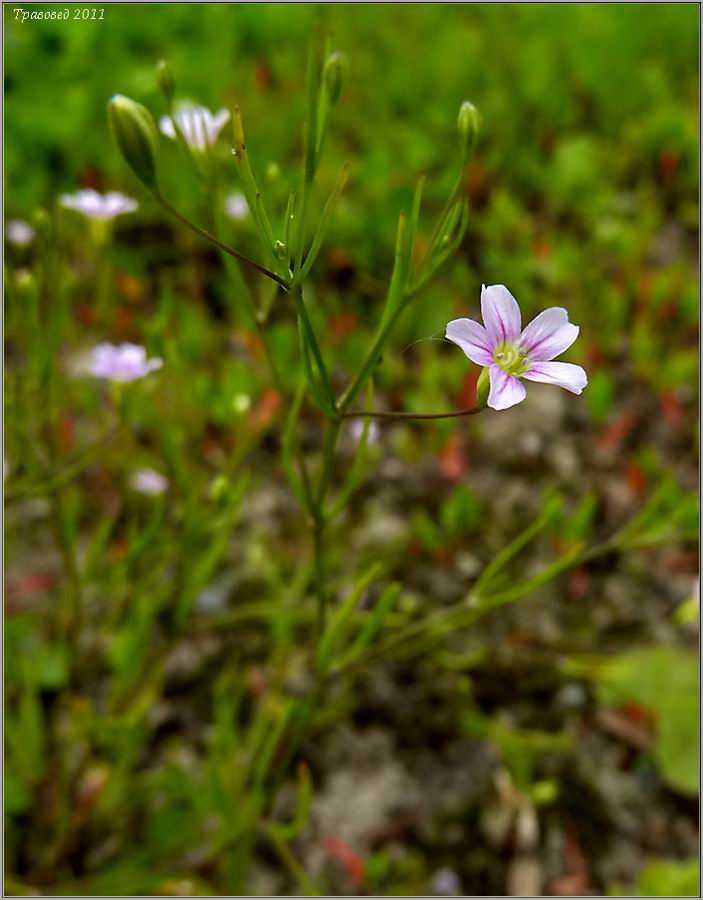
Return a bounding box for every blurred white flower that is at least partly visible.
[430,868,461,896]
[350,418,380,446]
[5,219,35,247]
[86,342,162,383]
[60,189,138,221]
[224,191,249,221]
[159,103,230,153]
[130,468,169,496]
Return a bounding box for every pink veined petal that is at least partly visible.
[519,307,580,361]
[487,364,527,410]
[481,284,522,344]
[445,318,493,366]
[522,361,588,394]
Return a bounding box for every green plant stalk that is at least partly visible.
[282,378,315,514]
[292,286,336,411]
[210,187,288,396]
[308,186,469,632]
[309,415,345,635]
[331,533,631,678]
[232,106,280,269]
[419,165,465,272]
[295,162,349,283]
[39,235,83,642]
[291,30,322,273]
[471,493,562,597]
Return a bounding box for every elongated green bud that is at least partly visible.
[476,366,490,409]
[156,59,176,104]
[108,94,159,191]
[457,100,479,159]
[323,51,349,105]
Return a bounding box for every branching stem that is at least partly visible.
[155,193,288,288]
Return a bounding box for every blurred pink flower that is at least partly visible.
[87,342,162,383]
[130,468,168,496]
[446,284,587,411]
[159,103,230,152]
[60,189,138,220]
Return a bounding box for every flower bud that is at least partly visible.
[475,366,490,409]
[457,101,479,159]
[156,59,176,104]
[108,94,159,191]
[323,51,349,105]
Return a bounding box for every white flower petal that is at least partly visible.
[6,219,35,246]
[445,318,493,366]
[481,284,522,344]
[162,103,229,152]
[60,189,137,220]
[519,307,579,361]
[522,361,588,394]
[488,364,527,410]
[225,191,249,220]
[209,109,231,142]
[130,468,169,496]
[159,114,177,140]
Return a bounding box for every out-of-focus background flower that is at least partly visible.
[4,5,699,896]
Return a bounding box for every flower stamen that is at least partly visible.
[493,341,531,377]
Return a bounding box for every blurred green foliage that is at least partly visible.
[609,857,700,897]
[595,646,699,797]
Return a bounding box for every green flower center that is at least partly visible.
[493,341,531,377]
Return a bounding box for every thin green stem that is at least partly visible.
[330,534,626,679]
[292,286,336,411]
[419,166,465,273]
[155,192,288,288]
[263,827,319,896]
[340,406,483,421]
[310,417,342,636]
[313,521,326,634]
[316,419,341,509]
[337,309,398,413]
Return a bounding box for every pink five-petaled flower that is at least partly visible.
[159,103,230,153]
[60,189,138,220]
[87,342,162,384]
[446,284,588,411]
